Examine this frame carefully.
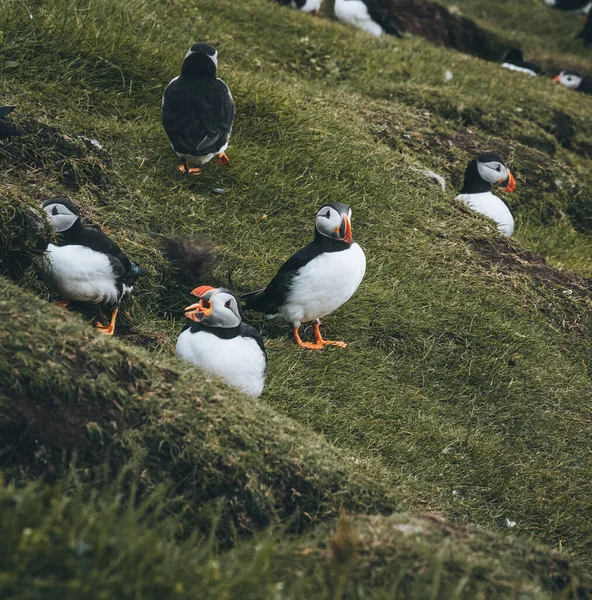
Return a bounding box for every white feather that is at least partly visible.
[335,0,384,36]
[176,329,266,397]
[42,244,122,304]
[275,242,366,327]
[455,192,515,237]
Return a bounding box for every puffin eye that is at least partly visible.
[52,206,58,215]
[224,299,232,308]
[494,165,501,172]
[325,210,331,219]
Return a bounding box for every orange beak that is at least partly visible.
[553,75,561,82]
[191,285,215,298]
[184,298,213,322]
[341,216,353,244]
[500,170,516,193]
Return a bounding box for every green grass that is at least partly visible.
[0,0,591,595]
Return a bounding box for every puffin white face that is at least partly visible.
[184,287,241,328]
[554,71,582,89]
[315,204,353,243]
[477,159,509,185]
[43,202,79,233]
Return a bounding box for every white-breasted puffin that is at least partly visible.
[501,49,540,77]
[39,198,145,335]
[334,0,403,37]
[544,0,592,13]
[455,153,516,237]
[277,0,323,14]
[553,70,592,94]
[162,43,235,176]
[243,202,366,350]
[176,286,267,397]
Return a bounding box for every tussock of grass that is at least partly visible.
[0,0,591,593]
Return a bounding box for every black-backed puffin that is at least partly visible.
[455,153,516,237]
[162,43,235,175]
[40,198,145,335]
[176,286,267,397]
[553,70,592,93]
[334,0,403,37]
[0,106,22,139]
[277,0,323,14]
[501,49,541,77]
[243,202,366,350]
[544,0,592,12]
[579,11,592,46]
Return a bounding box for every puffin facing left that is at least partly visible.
[40,198,145,335]
[176,286,267,397]
[162,43,235,175]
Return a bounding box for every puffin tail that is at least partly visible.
[242,288,267,312]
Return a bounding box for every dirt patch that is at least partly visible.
[385,0,506,60]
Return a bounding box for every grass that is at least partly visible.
[0,0,591,595]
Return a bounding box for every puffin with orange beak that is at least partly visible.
[176,286,267,397]
[243,202,366,350]
[455,152,516,237]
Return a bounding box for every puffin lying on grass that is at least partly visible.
[243,202,366,350]
[334,0,403,38]
[455,153,516,237]
[176,286,267,397]
[39,198,145,335]
[554,70,592,93]
[501,49,540,77]
[277,0,323,14]
[162,43,235,175]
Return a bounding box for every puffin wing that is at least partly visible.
[363,0,403,37]
[162,77,234,156]
[239,322,268,365]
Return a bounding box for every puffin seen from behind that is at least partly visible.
[243,202,366,350]
[501,48,541,77]
[40,198,145,335]
[176,286,267,397]
[162,43,235,175]
[277,0,323,14]
[334,0,403,38]
[553,69,592,93]
[455,153,516,237]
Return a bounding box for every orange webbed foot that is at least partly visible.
[313,321,347,349]
[178,161,201,175]
[215,152,230,166]
[95,308,118,336]
[55,300,70,309]
[293,327,324,350]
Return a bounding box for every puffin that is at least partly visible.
[243,202,366,350]
[578,12,592,46]
[162,43,235,175]
[553,70,592,94]
[0,106,23,139]
[455,153,516,237]
[334,0,403,38]
[176,286,267,397]
[39,198,145,335]
[277,0,323,14]
[543,0,592,12]
[501,49,540,77]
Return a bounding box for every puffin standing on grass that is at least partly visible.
[243,202,366,350]
[553,70,592,93]
[162,43,235,175]
[455,153,516,237]
[176,286,267,397]
[39,198,145,335]
[277,0,324,14]
[334,0,403,37]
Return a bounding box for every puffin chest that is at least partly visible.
[284,243,366,323]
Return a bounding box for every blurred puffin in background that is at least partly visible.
[544,0,592,13]
[455,153,516,237]
[578,9,592,46]
[162,43,235,175]
[501,48,541,76]
[277,0,323,14]
[243,202,366,350]
[40,198,145,335]
[176,286,267,397]
[334,0,403,37]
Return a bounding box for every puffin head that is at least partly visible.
[41,197,80,232]
[184,286,242,328]
[553,70,582,90]
[181,43,218,78]
[315,202,353,244]
[475,153,515,192]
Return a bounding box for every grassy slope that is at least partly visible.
[0,0,591,595]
